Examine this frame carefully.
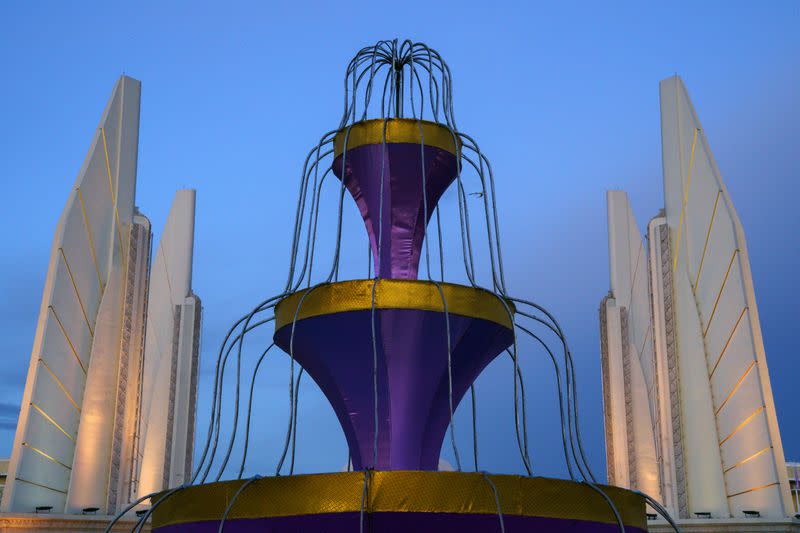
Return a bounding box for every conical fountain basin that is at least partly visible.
[273,279,513,471]
[332,119,461,280]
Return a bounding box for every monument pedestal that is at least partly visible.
[648,517,800,532]
[0,512,149,532]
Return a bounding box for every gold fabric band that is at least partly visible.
[333,118,460,158]
[152,471,645,529]
[274,279,515,331]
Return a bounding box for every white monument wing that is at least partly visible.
[660,75,792,518]
[606,190,661,500]
[137,189,197,496]
[1,76,140,513]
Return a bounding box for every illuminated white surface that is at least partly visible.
[603,191,661,501]
[137,190,198,497]
[1,78,200,516]
[601,76,792,519]
[661,75,791,518]
[1,76,140,513]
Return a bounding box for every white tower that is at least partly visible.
[600,76,793,520]
[1,76,201,515]
[136,190,201,496]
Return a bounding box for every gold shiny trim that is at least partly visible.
[101,127,124,255]
[76,186,104,292]
[22,441,71,470]
[728,482,779,499]
[333,119,460,158]
[14,476,67,495]
[694,190,722,290]
[709,307,747,379]
[58,247,94,338]
[275,280,514,331]
[719,405,764,446]
[30,402,76,443]
[673,128,699,273]
[38,358,81,412]
[151,472,645,529]
[48,306,87,375]
[703,249,739,338]
[159,242,176,309]
[715,360,756,416]
[724,446,771,474]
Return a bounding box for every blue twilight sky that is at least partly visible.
[0,2,797,480]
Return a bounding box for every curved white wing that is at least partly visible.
[1,76,140,512]
[660,75,792,518]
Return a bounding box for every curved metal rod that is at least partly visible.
[218,476,262,533]
[359,469,370,533]
[515,309,586,480]
[133,485,188,533]
[194,304,279,483]
[237,343,276,478]
[276,282,328,474]
[514,323,574,479]
[504,349,531,468]
[459,151,504,293]
[636,490,682,532]
[582,481,625,533]
[431,281,462,471]
[103,491,160,533]
[490,294,533,475]
[482,472,506,533]
[288,367,304,475]
[207,315,277,483]
[470,384,478,471]
[512,302,597,483]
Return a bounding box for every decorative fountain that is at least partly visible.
[107,39,675,533]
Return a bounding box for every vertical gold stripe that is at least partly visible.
[58,247,94,337]
[703,249,739,338]
[14,476,67,495]
[673,128,699,273]
[76,186,104,292]
[38,358,81,412]
[160,242,177,309]
[728,482,779,499]
[724,446,771,474]
[102,128,132,320]
[625,238,644,310]
[715,360,756,416]
[105,127,132,365]
[719,405,765,446]
[101,127,125,255]
[101,127,115,202]
[22,442,72,470]
[48,306,87,375]
[30,402,76,443]
[709,307,748,379]
[694,190,722,290]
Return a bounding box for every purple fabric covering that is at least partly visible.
[332,143,458,280]
[154,512,647,532]
[274,309,512,470]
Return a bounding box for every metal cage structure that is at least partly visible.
[108,39,676,533]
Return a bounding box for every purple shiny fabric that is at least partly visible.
[154,512,647,532]
[332,143,458,280]
[274,308,513,470]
